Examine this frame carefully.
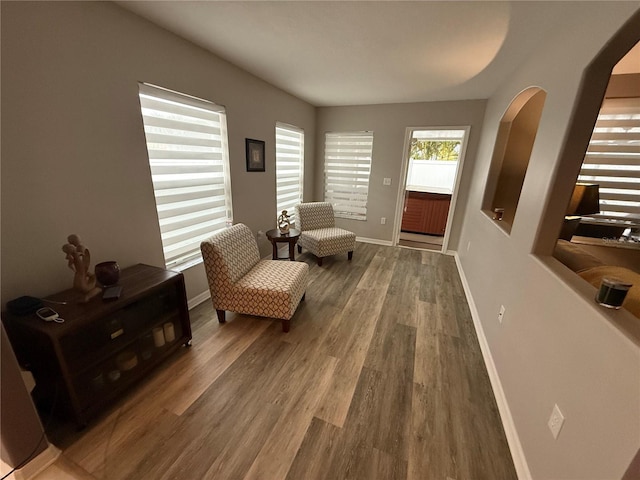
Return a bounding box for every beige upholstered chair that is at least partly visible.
[294,202,356,266]
[200,223,308,332]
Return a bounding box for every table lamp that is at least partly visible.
[559,183,600,240]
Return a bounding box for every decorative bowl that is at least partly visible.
[95,261,120,286]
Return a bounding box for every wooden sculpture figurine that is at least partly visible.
[62,234,101,302]
[278,210,291,234]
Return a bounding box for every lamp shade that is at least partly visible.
[567,183,600,216]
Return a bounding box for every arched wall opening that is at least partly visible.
[482,87,547,233]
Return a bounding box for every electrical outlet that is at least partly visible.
[257,230,264,238]
[380,217,386,225]
[498,305,505,323]
[383,177,392,186]
[548,404,565,439]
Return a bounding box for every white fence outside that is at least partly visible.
[406,160,457,194]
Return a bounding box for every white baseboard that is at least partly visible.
[188,291,210,310]
[453,253,531,480]
[356,236,393,246]
[7,443,61,480]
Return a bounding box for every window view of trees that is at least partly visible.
[410,139,460,161]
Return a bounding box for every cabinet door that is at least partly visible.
[422,196,451,235]
[401,195,426,232]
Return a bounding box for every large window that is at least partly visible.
[138,83,233,271]
[578,97,640,228]
[275,123,304,224]
[324,131,373,221]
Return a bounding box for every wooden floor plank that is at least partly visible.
[130,315,272,416]
[314,286,387,427]
[200,402,283,480]
[285,417,341,480]
[413,301,440,388]
[243,354,339,480]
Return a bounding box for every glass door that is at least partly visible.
[395,128,469,252]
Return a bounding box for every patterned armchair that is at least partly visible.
[200,223,308,332]
[294,202,356,266]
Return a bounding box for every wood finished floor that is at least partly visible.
[44,243,517,480]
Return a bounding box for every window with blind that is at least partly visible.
[579,97,640,228]
[275,123,304,224]
[324,132,373,221]
[138,83,233,271]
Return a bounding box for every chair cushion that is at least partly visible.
[295,202,336,231]
[231,260,309,319]
[299,227,356,258]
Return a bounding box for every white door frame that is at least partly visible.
[392,126,471,252]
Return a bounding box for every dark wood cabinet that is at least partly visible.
[2,264,191,426]
[401,191,451,235]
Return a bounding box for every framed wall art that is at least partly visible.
[245,138,265,172]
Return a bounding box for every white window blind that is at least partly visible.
[138,83,233,271]
[324,131,373,221]
[275,123,304,224]
[579,97,640,227]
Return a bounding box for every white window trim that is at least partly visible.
[138,83,233,271]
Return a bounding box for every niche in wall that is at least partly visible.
[482,87,547,233]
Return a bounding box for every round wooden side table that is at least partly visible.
[266,228,301,261]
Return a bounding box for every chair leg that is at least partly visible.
[317,257,323,266]
[281,319,291,333]
[348,251,353,261]
[297,245,302,253]
[216,309,226,323]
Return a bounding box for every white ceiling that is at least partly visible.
[117,1,599,107]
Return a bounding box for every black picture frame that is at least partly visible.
[245,138,265,172]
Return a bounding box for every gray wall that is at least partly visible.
[315,101,486,247]
[1,1,316,304]
[456,3,640,479]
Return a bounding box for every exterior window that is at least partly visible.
[578,97,640,229]
[324,131,373,221]
[138,83,233,271]
[275,123,304,224]
[407,129,465,194]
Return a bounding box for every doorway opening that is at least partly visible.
[394,127,469,252]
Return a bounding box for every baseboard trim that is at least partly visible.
[188,291,210,310]
[453,253,532,480]
[356,236,393,246]
[9,443,61,480]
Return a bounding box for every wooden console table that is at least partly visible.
[2,264,192,426]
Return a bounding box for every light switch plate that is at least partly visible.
[383,177,391,186]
